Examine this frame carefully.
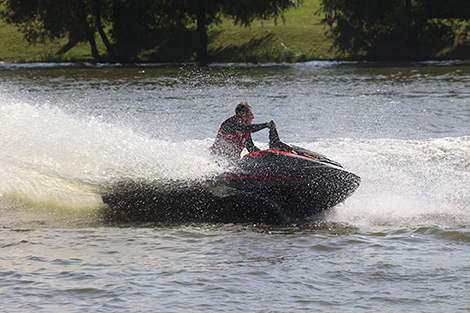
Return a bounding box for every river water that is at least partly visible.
[1,60,469,312]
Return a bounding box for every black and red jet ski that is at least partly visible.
[102,142,360,225]
[209,144,360,223]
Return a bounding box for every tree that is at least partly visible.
[1,0,115,60]
[164,0,301,64]
[1,0,301,63]
[319,0,470,60]
[109,0,193,62]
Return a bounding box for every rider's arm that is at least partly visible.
[222,117,269,134]
[245,134,260,153]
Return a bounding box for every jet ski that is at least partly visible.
[101,141,361,225]
[209,144,360,223]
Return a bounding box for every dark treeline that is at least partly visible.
[0,0,299,64]
[320,0,470,60]
[1,0,469,63]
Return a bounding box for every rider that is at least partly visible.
[211,102,276,159]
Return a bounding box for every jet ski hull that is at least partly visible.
[102,147,360,224]
[215,167,360,223]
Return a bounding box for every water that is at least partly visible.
[1,60,469,312]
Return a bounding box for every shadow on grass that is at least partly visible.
[209,32,308,63]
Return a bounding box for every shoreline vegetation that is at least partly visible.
[0,0,468,64]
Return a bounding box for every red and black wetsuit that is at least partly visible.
[211,115,270,159]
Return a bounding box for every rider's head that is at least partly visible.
[236,102,254,124]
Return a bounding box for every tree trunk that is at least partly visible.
[96,20,116,60]
[56,39,79,55]
[93,5,116,60]
[88,33,101,61]
[196,8,208,65]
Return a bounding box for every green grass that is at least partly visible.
[207,0,344,62]
[0,21,87,62]
[208,0,339,62]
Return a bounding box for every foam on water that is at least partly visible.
[313,137,470,228]
[0,101,223,226]
[1,100,468,228]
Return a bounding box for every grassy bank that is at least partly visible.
[0,0,339,63]
[207,0,340,62]
[0,20,102,63]
[0,0,467,63]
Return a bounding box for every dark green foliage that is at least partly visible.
[319,0,469,60]
[0,0,299,63]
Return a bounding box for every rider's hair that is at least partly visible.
[235,102,252,116]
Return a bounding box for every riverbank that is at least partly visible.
[0,0,468,63]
